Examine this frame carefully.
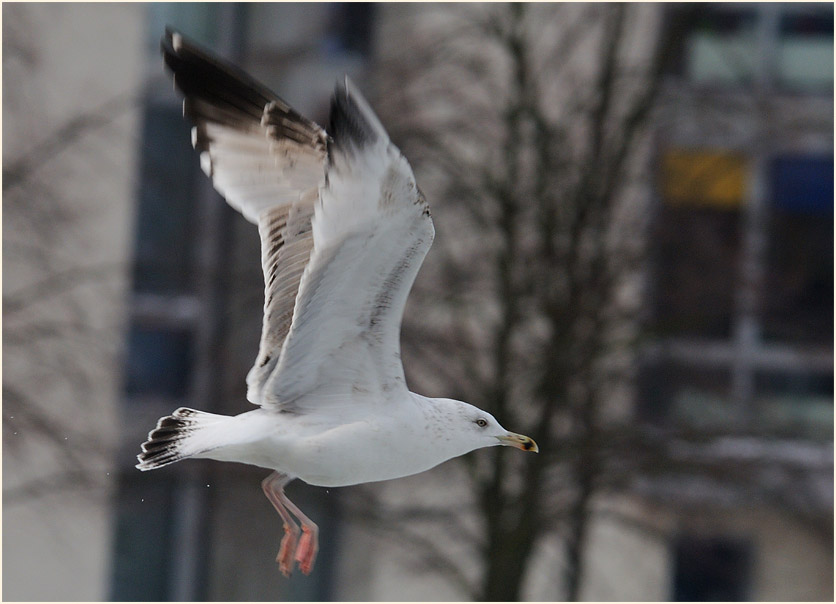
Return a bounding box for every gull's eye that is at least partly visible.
[476,418,488,428]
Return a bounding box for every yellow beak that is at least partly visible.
[496,432,539,453]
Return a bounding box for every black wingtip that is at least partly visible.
[160,28,217,67]
[328,78,386,156]
[329,84,374,151]
[158,26,277,123]
[158,26,329,165]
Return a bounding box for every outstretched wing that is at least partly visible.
[163,30,435,413]
[261,79,435,410]
[161,30,328,405]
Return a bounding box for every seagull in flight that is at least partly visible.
[137,29,538,577]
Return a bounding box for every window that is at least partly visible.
[672,535,753,601]
[777,8,834,92]
[638,361,734,426]
[661,150,748,210]
[124,324,194,398]
[673,4,834,94]
[653,149,747,339]
[131,102,200,295]
[324,3,377,57]
[770,154,834,214]
[763,154,833,344]
[755,368,834,438]
[684,8,758,86]
[646,146,833,432]
[653,205,741,339]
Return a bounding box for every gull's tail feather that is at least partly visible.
[136,407,231,470]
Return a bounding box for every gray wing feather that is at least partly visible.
[162,30,328,405]
[246,197,316,403]
[260,79,435,410]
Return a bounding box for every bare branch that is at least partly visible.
[3,90,142,192]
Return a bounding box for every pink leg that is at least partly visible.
[261,472,319,576]
[280,491,319,575]
[261,472,300,576]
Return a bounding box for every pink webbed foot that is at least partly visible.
[261,471,321,576]
[276,524,300,577]
[295,525,319,575]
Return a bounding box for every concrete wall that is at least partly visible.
[2,4,143,600]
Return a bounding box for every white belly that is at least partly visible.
[276,418,454,487]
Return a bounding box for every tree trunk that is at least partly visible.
[482,540,531,601]
[564,454,595,600]
[480,480,539,601]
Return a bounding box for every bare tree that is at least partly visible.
[3,4,144,504]
[356,3,831,600]
[360,4,702,599]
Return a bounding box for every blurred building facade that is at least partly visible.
[3,3,831,602]
[639,4,833,600]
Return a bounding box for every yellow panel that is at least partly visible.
[661,149,747,209]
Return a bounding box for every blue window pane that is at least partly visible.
[132,103,199,294]
[124,325,193,398]
[764,157,833,344]
[673,535,752,601]
[324,3,376,57]
[770,155,834,214]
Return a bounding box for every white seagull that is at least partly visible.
[138,29,538,577]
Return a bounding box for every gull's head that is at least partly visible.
[427,398,539,456]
